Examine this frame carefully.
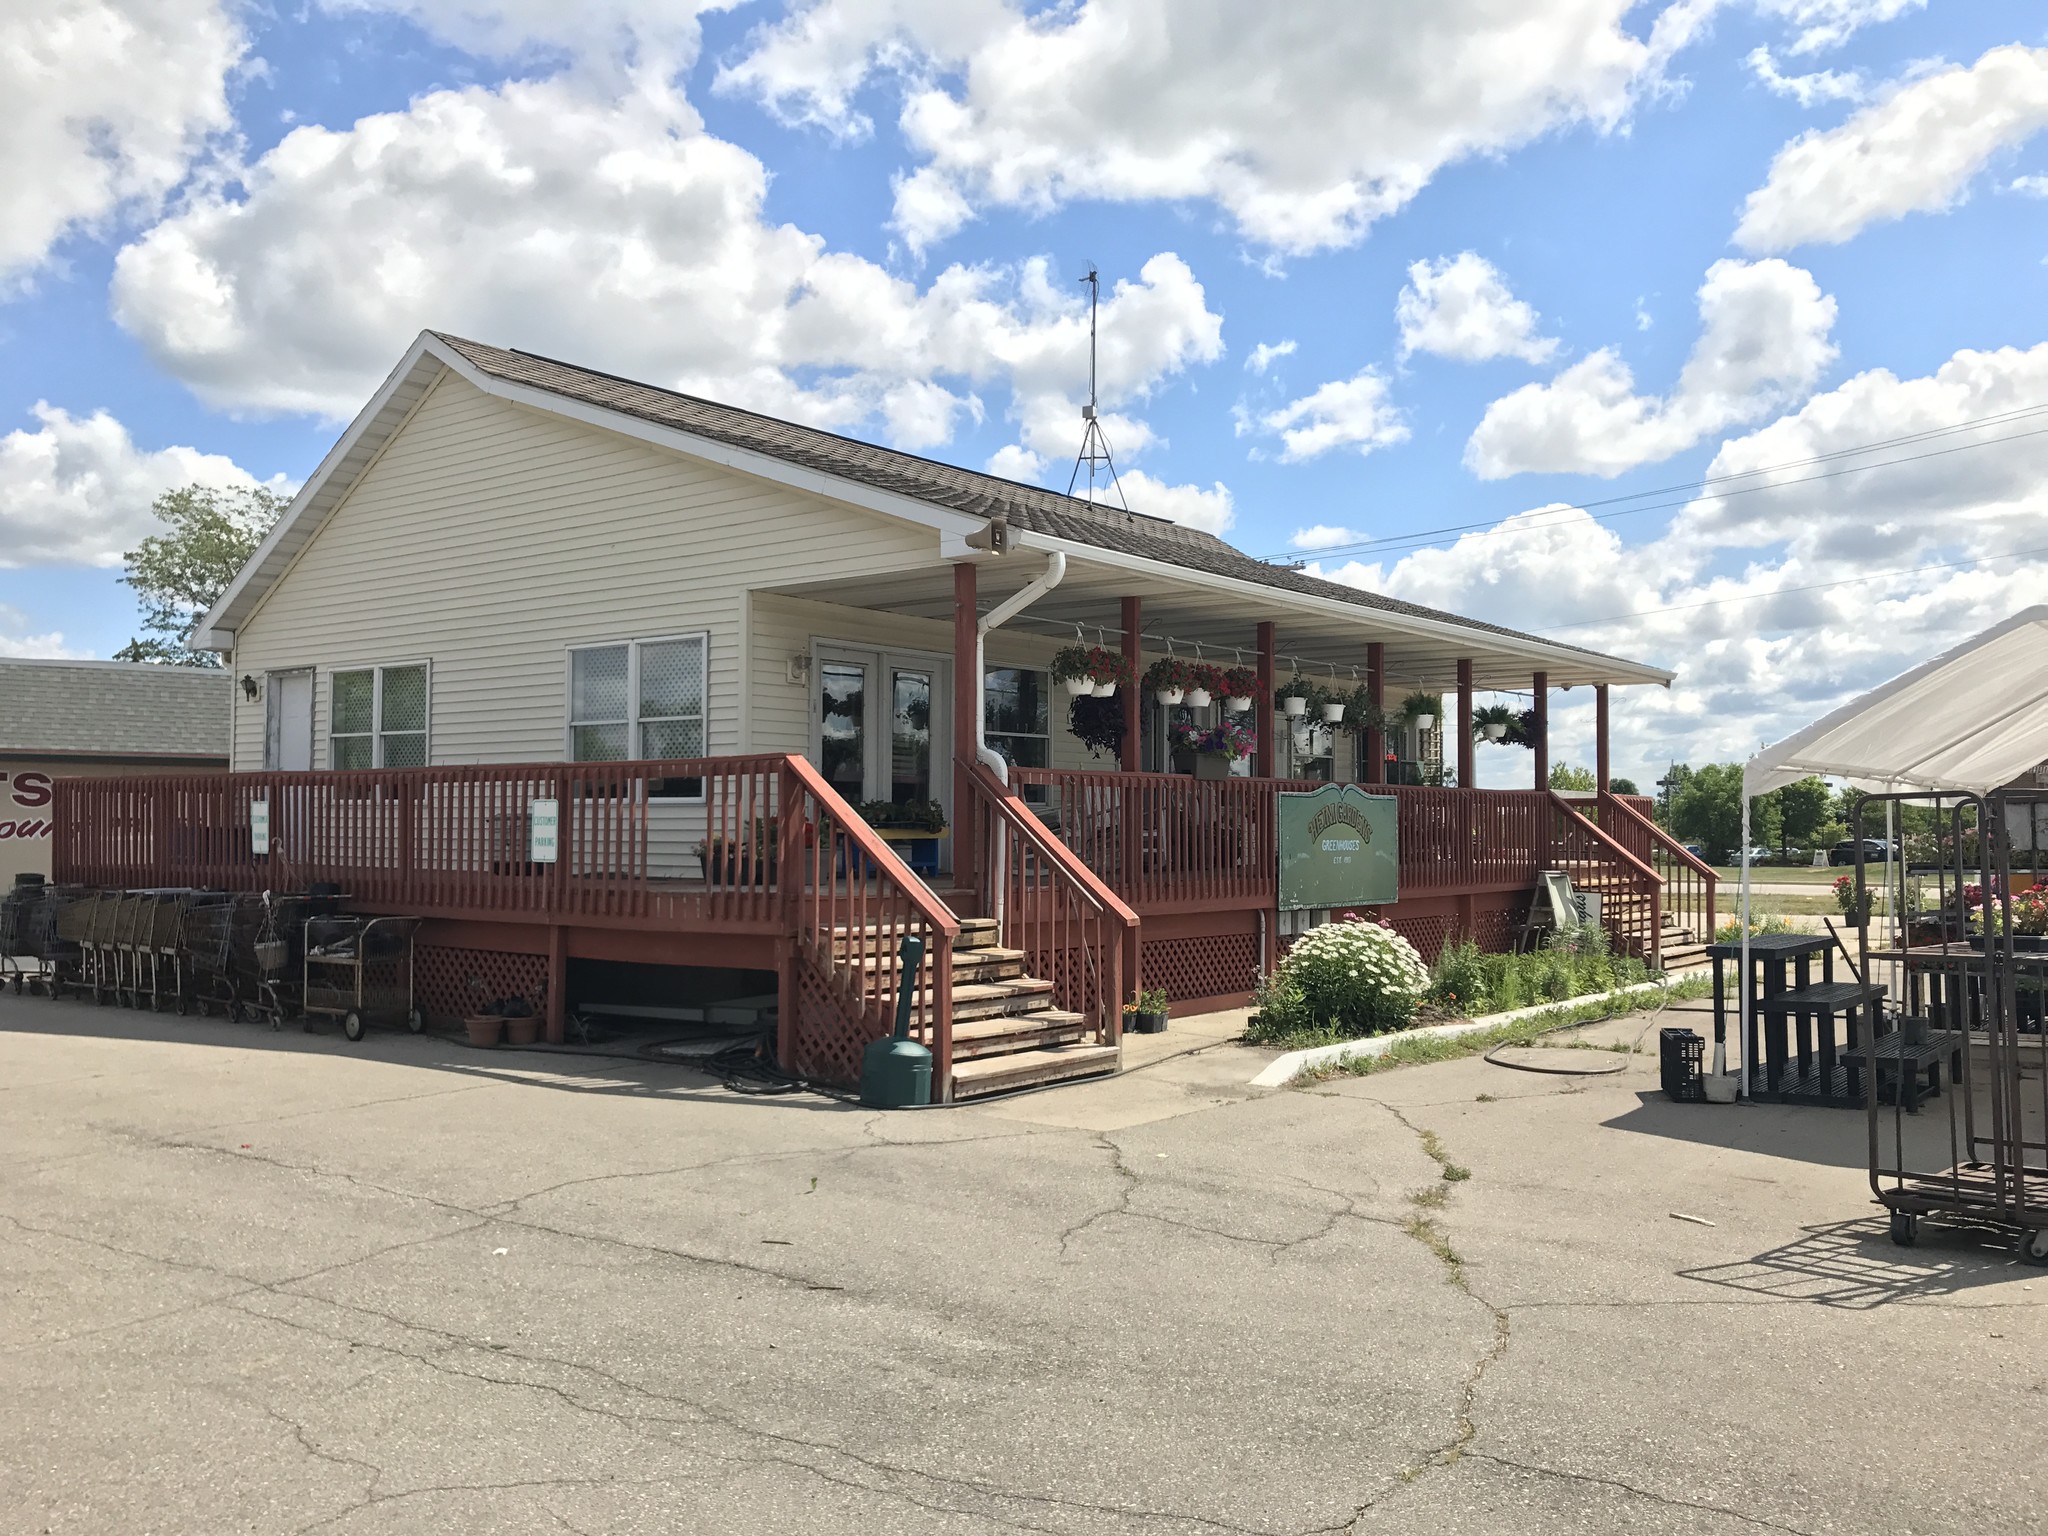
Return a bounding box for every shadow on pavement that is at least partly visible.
[1679,1216,2027,1309]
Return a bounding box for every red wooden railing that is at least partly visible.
[1542,791,1663,965]
[53,757,956,1088]
[1595,791,1717,944]
[958,761,1139,1044]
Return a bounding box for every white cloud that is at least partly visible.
[1465,258,1837,478]
[0,603,91,660]
[317,0,720,63]
[1290,525,1362,551]
[1396,253,1559,365]
[1256,369,1409,464]
[1117,470,1234,536]
[1755,0,1924,56]
[1736,45,2048,252]
[0,403,291,570]
[1245,340,1297,376]
[0,0,245,286]
[1316,339,2048,783]
[2008,175,2048,198]
[1744,46,1865,107]
[720,0,1715,256]
[111,70,1223,468]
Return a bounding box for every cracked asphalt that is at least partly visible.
[1,992,2042,1534]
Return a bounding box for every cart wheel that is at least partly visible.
[174,996,188,1017]
[406,1008,424,1034]
[2022,1229,2048,1266]
[1889,1210,1917,1247]
[342,1010,366,1043]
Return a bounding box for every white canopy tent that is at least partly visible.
[1727,608,2048,1094]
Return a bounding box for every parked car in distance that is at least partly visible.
[1683,843,1704,859]
[1829,838,1900,866]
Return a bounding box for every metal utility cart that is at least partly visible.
[1853,790,2048,1264]
[301,915,423,1042]
[1,876,52,994]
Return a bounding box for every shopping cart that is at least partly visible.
[232,893,311,1029]
[1,876,51,995]
[302,915,424,1041]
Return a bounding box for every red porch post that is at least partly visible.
[1596,684,1611,793]
[1255,621,1277,779]
[1364,641,1386,785]
[1120,596,1142,773]
[1456,659,1474,790]
[1532,671,1549,789]
[953,562,978,893]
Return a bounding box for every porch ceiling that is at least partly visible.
[766,548,1671,693]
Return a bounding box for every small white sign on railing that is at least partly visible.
[250,799,271,856]
[529,798,560,864]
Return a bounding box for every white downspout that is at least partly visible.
[974,552,1067,785]
[970,552,1065,937]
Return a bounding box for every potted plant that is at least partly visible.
[1320,685,1348,725]
[1144,655,1193,706]
[1169,716,1256,779]
[1471,702,1517,743]
[1275,675,1316,718]
[1051,643,1095,697]
[698,817,778,884]
[1123,986,1169,1034]
[1185,662,1223,710]
[1068,693,1125,760]
[1087,645,1134,698]
[1220,665,1260,714]
[1345,687,1385,735]
[1833,873,1875,927]
[1399,690,1442,733]
[502,995,541,1046]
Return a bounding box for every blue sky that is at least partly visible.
[3,1,2045,786]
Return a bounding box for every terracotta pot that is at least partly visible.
[504,1017,541,1046]
[465,1014,504,1047]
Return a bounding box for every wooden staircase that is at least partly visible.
[1661,915,1710,972]
[945,917,1121,1099]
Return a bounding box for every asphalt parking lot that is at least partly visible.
[2,990,2041,1534]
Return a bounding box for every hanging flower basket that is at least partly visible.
[1185,662,1223,710]
[1051,644,1095,697]
[1144,655,1193,707]
[1400,690,1443,734]
[1081,645,1134,699]
[1219,664,1260,713]
[1276,675,1316,717]
[1320,698,1347,725]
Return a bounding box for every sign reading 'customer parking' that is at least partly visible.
[1277,783,1398,912]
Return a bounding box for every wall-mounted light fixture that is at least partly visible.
[786,652,811,686]
[239,674,260,701]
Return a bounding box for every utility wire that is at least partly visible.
[1251,401,2048,565]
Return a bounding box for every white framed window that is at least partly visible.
[329,663,429,769]
[567,634,708,791]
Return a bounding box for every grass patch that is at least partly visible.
[1441,1162,1472,1183]
[1409,1184,1449,1209]
[1709,865,1840,885]
[1402,1214,1464,1286]
[1294,976,1711,1086]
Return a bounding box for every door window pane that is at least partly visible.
[820,662,866,802]
[985,666,1050,780]
[891,669,932,805]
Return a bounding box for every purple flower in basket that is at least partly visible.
[1168,716,1257,761]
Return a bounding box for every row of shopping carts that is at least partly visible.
[2,879,420,1037]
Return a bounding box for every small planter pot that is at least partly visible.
[1155,687,1185,707]
[1093,681,1118,698]
[1193,752,1234,781]
[504,1016,541,1046]
[1282,696,1309,717]
[1226,695,1253,715]
[1412,714,1437,732]
[1321,702,1347,725]
[1126,1010,1168,1035]
[1185,687,1212,709]
[1062,676,1092,697]
[1482,723,1508,741]
[465,1014,505,1048]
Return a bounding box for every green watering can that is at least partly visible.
[859,935,932,1109]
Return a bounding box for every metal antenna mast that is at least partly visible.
[1068,265,1129,510]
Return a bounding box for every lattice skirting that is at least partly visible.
[789,959,885,1089]
[416,944,548,1023]
[1143,930,1261,1009]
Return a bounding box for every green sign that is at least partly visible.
[1277,784,1398,912]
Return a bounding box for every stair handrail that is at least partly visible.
[961,761,1141,930]
[1545,789,1663,964]
[780,754,960,1087]
[1596,790,1718,941]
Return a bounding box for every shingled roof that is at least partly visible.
[430,333,1654,673]
[0,659,231,761]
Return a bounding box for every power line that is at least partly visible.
[1548,539,2048,631]
[1254,400,2048,565]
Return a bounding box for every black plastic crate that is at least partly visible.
[1660,1027,1705,1103]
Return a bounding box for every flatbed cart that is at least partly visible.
[301,915,423,1042]
[1854,789,2048,1264]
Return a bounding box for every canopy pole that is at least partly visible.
[1739,796,1752,1099]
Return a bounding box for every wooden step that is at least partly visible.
[952,1011,1090,1059]
[951,1042,1120,1098]
[955,917,1000,952]
[855,946,1026,983]
[950,977,1056,1020]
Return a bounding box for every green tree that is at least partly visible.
[115,484,286,666]
[1548,762,1597,792]
[1670,763,1781,864]
[1610,776,1639,796]
[1775,776,1832,854]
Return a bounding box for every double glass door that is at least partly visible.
[814,643,951,842]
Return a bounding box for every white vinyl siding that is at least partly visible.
[227,370,933,770]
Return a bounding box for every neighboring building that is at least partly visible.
[59,331,1704,1099]
[1,659,231,880]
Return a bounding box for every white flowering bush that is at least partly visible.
[1267,917,1430,1038]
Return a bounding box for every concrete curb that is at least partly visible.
[1247,979,1675,1088]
